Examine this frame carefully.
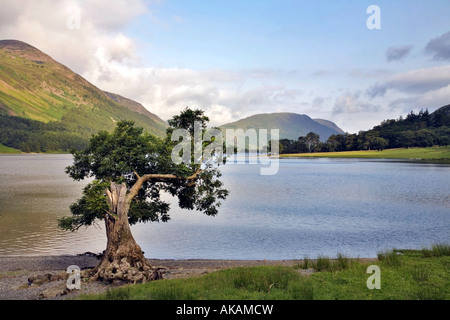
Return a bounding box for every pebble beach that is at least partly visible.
[0,254,302,300]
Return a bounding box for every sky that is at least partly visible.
[1,0,450,133]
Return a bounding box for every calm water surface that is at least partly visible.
[0,154,448,259]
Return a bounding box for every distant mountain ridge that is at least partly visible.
[103,91,166,125]
[0,39,167,140]
[313,118,345,135]
[220,112,344,142]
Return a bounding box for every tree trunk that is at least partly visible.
[89,182,162,283]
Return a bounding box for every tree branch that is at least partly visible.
[126,169,203,202]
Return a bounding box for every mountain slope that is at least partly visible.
[103,91,167,134]
[103,91,166,124]
[220,112,344,142]
[313,118,345,135]
[0,39,167,145]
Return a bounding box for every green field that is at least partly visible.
[81,244,450,300]
[280,146,450,160]
[0,143,21,154]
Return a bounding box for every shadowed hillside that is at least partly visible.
[0,40,168,152]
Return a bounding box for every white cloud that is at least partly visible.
[388,84,450,113]
[333,91,380,114]
[84,59,307,125]
[82,0,148,31]
[367,65,450,97]
[0,0,147,74]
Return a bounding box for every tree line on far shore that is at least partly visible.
[0,114,88,153]
[276,108,450,154]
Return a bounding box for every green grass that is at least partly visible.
[280,146,450,160]
[0,142,21,154]
[80,244,450,300]
[0,142,68,154]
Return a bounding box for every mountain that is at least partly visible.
[220,112,344,142]
[103,91,166,126]
[430,104,450,121]
[0,39,167,152]
[313,118,345,135]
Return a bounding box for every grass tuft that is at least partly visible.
[421,243,450,257]
[377,249,403,267]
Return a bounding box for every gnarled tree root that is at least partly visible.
[84,257,163,284]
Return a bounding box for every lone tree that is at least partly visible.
[59,108,228,283]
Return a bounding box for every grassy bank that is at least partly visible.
[0,143,21,154]
[280,146,450,160]
[81,244,449,300]
[0,143,71,154]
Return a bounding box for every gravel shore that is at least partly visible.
[0,255,302,300]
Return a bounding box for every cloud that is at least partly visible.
[425,31,450,61]
[84,60,307,125]
[366,65,450,98]
[82,0,148,31]
[388,84,450,113]
[385,45,413,62]
[311,70,335,77]
[333,91,380,115]
[312,96,324,108]
[0,0,148,74]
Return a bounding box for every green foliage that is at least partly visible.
[421,243,450,257]
[0,115,88,153]
[59,180,110,231]
[296,253,354,272]
[410,266,431,283]
[230,266,298,292]
[377,249,403,267]
[279,106,450,154]
[59,108,228,231]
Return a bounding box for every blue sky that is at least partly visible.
[1,0,450,132]
[132,0,447,69]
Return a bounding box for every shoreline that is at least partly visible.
[2,146,450,161]
[1,254,376,300]
[279,146,450,161]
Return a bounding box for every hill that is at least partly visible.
[277,105,450,154]
[220,112,344,143]
[103,91,166,127]
[362,105,450,149]
[313,118,345,135]
[0,39,167,152]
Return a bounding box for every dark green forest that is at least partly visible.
[0,114,87,152]
[277,106,450,154]
[0,99,167,153]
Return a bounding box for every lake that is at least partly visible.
[0,154,448,259]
